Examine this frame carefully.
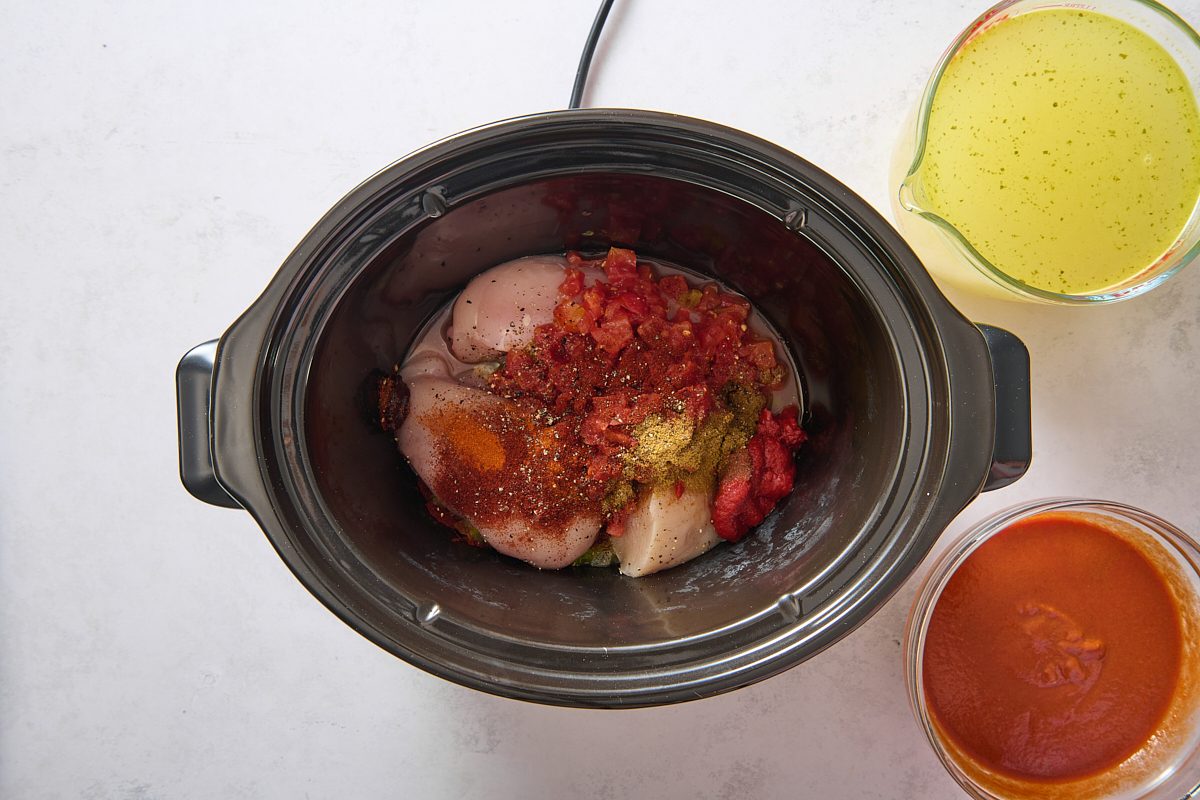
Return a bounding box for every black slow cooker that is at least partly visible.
[176,110,1030,707]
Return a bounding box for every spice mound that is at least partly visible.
[375,248,806,576]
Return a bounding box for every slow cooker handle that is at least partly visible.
[176,340,242,508]
[977,324,1031,491]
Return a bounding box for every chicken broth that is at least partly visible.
[915,8,1200,294]
[376,249,805,576]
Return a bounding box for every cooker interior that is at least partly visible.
[303,172,906,647]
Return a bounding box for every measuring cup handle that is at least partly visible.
[977,324,1032,491]
[176,340,242,508]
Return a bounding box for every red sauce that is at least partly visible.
[923,512,1185,785]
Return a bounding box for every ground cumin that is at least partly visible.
[618,381,766,495]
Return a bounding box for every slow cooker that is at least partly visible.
[176,110,1030,707]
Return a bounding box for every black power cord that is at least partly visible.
[569,0,617,109]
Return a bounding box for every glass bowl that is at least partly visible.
[904,498,1200,798]
[891,0,1200,304]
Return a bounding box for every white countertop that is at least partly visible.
[4,1,1200,797]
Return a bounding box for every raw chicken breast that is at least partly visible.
[466,515,605,572]
[611,484,721,577]
[398,372,601,569]
[399,342,456,382]
[449,255,568,363]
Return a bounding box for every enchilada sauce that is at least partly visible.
[923,512,1184,783]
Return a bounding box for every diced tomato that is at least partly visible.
[559,268,585,298]
[591,314,634,354]
[659,274,689,300]
[586,454,624,484]
[698,320,739,354]
[664,319,694,353]
[555,302,591,334]
[662,359,703,389]
[635,315,666,343]
[741,340,777,370]
[609,291,650,321]
[589,391,629,415]
[695,283,722,311]
[670,384,711,420]
[485,246,805,545]
[603,428,635,446]
[581,285,605,319]
[717,292,751,317]
[602,247,639,287]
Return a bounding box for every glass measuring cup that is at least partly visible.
[891,0,1200,304]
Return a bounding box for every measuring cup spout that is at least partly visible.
[897,174,927,215]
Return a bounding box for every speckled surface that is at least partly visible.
[3,1,1200,797]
